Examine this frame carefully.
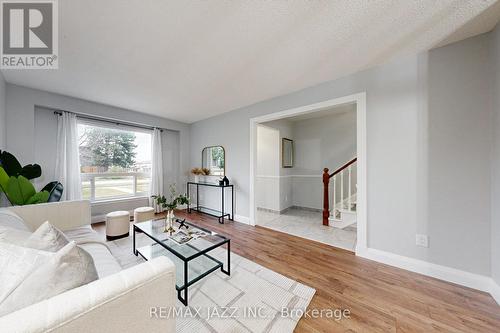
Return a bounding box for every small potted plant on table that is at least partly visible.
[152,184,190,233]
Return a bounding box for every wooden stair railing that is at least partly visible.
[323,157,357,226]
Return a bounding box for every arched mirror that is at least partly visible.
[202,146,225,176]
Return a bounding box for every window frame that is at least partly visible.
[77,119,153,203]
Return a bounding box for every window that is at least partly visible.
[78,121,152,201]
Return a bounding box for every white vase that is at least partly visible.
[164,210,175,233]
[194,175,199,183]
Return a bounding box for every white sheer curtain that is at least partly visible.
[55,111,82,200]
[150,128,164,212]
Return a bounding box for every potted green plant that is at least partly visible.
[152,184,190,233]
[0,150,64,205]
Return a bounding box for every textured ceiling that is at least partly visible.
[2,0,500,123]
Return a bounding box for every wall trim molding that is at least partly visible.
[91,214,107,224]
[90,196,148,206]
[91,212,134,224]
[490,279,500,305]
[357,247,499,304]
[256,174,321,178]
[92,211,251,226]
[234,214,250,224]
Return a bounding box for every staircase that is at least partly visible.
[329,193,357,228]
[322,158,357,229]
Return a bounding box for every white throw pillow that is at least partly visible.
[0,221,69,252]
[0,226,31,245]
[25,221,70,252]
[0,210,29,231]
[0,241,98,316]
[0,243,51,305]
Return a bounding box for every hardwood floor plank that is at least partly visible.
[93,211,500,332]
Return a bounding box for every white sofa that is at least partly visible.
[0,200,176,333]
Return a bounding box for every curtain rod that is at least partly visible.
[53,110,164,132]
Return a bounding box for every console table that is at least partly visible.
[187,182,234,223]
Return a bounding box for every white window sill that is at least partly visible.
[90,196,149,206]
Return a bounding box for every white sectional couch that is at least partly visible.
[0,200,176,333]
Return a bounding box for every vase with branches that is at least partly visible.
[190,167,210,183]
[152,184,190,233]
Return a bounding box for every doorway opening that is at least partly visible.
[249,93,367,253]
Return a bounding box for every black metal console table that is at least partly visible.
[187,182,234,223]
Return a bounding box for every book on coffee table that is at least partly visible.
[188,228,208,239]
[170,230,192,244]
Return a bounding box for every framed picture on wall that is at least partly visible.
[282,138,293,168]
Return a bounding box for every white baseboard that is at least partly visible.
[234,214,250,224]
[93,210,250,226]
[91,211,135,224]
[490,279,500,305]
[357,247,498,303]
[91,214,107,224]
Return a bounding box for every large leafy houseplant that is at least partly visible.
[152,184,190,232]
[0,150,64,205]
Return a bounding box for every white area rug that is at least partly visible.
[107,231,316,333]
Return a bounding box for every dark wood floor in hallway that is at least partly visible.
[97,210,500,332]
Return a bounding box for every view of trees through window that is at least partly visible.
[78,123,152,200]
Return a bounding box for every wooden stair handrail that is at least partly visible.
[329,157,357,178]
[323,157,357,226]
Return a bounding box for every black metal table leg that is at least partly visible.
[182,260,189,305]
[187,183,191,213]
[220,240,231,275]
[221,186,225,224]
[133,225,137,256]
[231,185,234,221]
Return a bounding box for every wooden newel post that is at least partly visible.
[323,168,330,226]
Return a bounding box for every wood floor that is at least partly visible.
[97,211,500,332]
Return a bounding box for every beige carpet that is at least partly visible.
[107,231,315,333]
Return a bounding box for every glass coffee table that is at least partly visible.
[133,219,230,306]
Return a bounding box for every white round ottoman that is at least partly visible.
[134,206,155,223]
[106,211,130,240]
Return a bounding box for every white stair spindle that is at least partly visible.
[340,170,344,210]
[348,165,352,211]
[329,175,332,211]
[333,175,336,211]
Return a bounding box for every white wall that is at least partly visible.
[33,107,57,190]
[293,110,356,175]
[256,125,280,211]
[259,119,294,211]
[491,23,500,287]
[259,110,357,211]
[426,33,493,276]
[190,32,494,276]
[6,84,190,219]
[292,109,356,210]
[0,72,5,150]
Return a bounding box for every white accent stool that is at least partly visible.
[134,206,155,223]
[106,211,130,240]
